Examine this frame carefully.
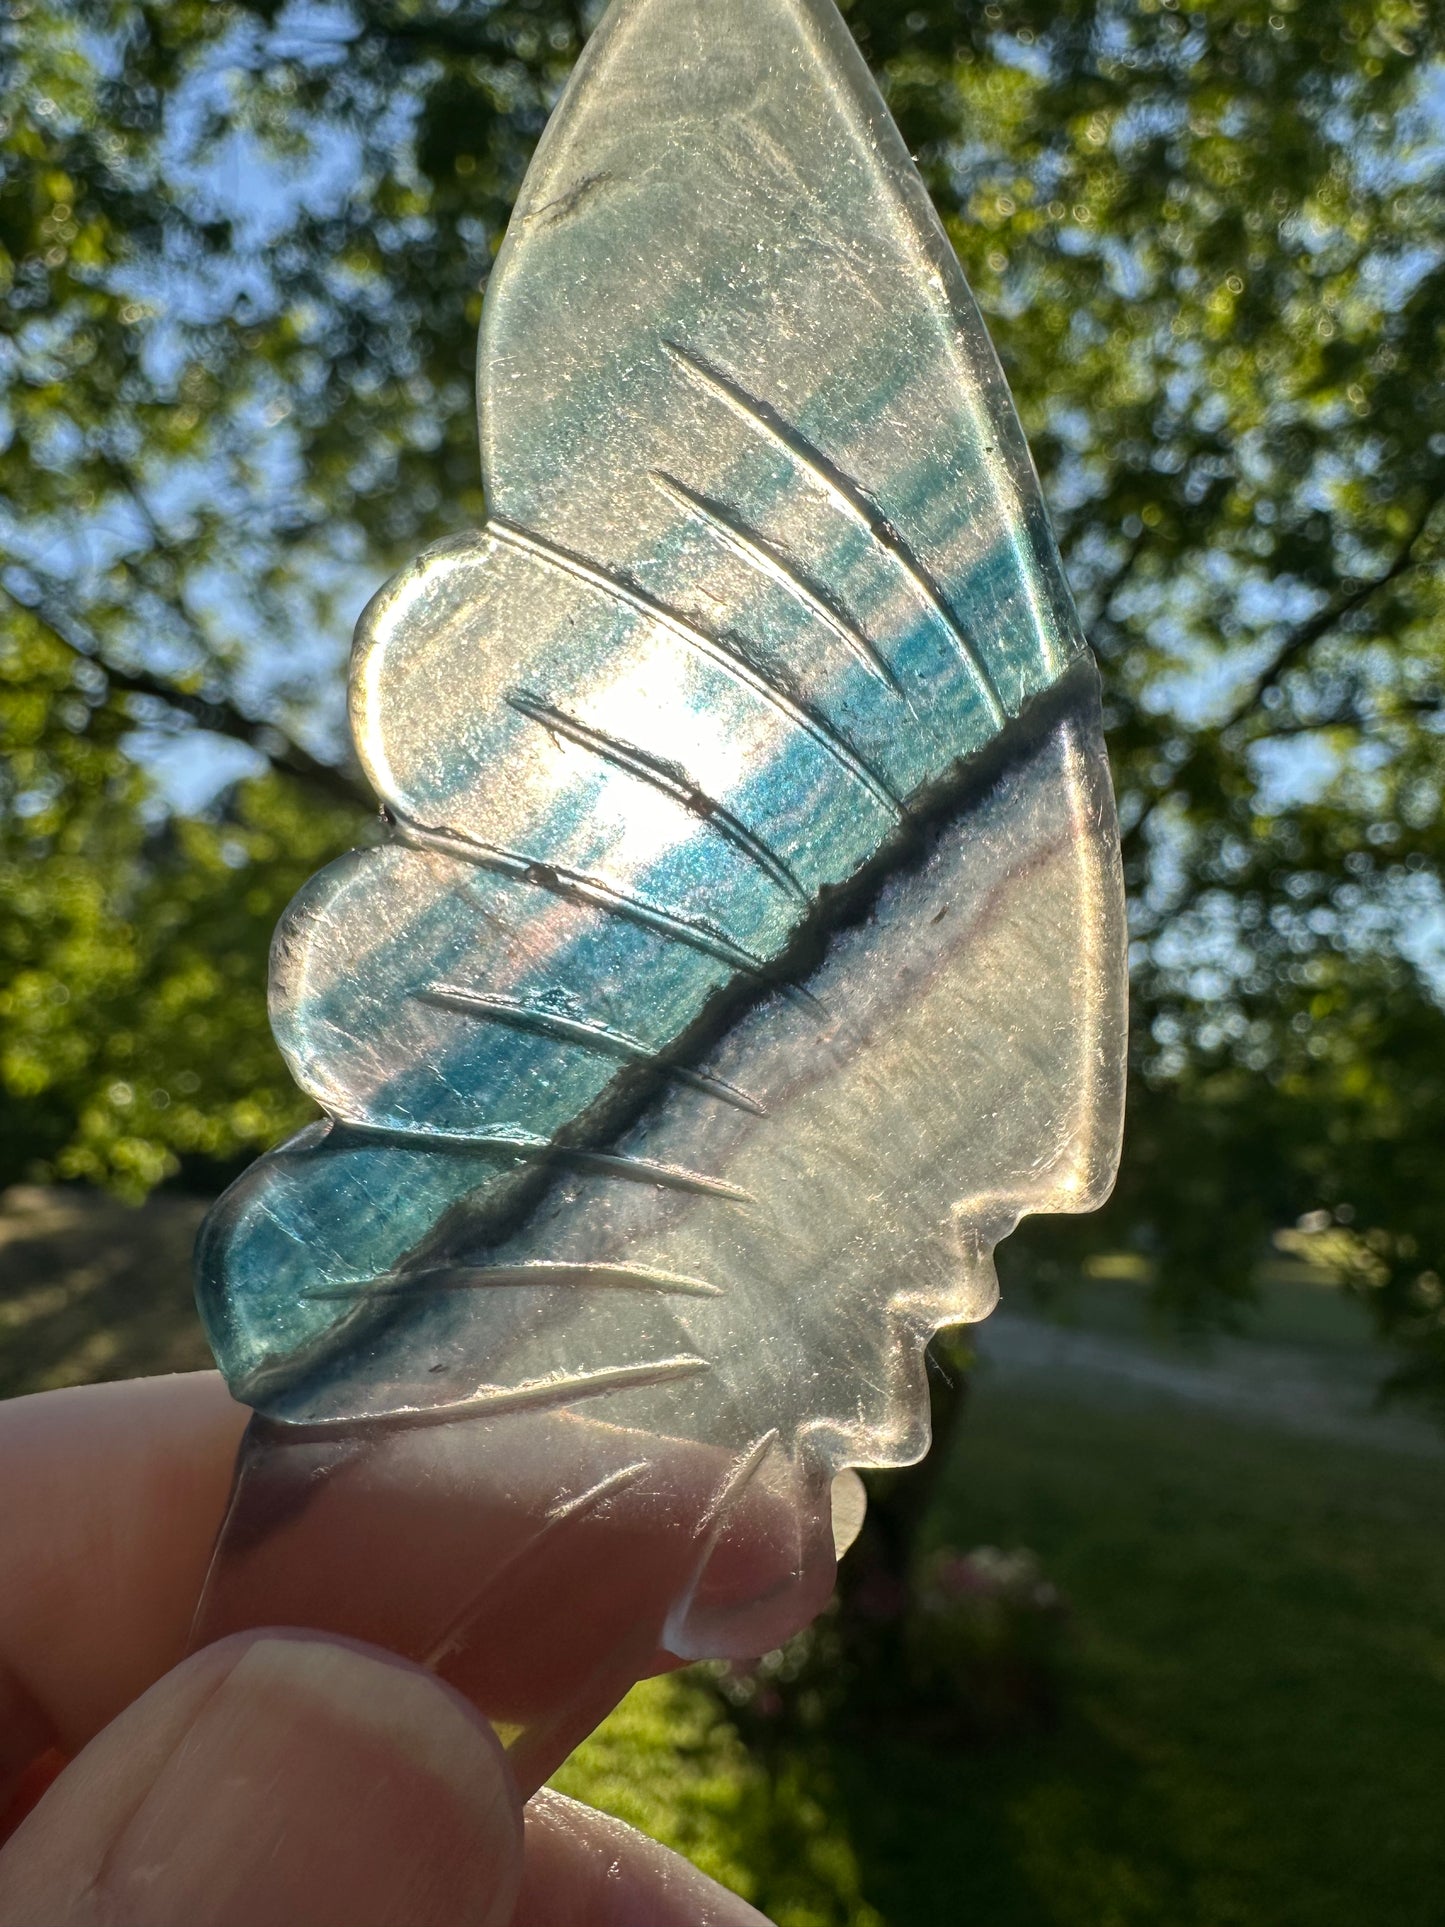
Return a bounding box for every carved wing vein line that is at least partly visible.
[661,339,1007,727]
[301,1262,724,1300]
[276,1355,713,1433]
[389,812,772,977]
[649,470,905,695]
[419,984,769,1116]
[504,688,808,902]
[317,1114,756,1204]
[486,516,907,823]
[422,1459,650,1673]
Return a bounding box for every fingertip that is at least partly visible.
[0,1631,524,1927]
[0,1372,249,1780]
[514,1787,774,1927]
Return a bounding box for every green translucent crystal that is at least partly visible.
[191,0,1126,1774]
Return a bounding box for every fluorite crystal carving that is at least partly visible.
[191,0,1127,1791]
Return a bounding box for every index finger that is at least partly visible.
[0,1373,246,1799]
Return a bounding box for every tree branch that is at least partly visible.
[1219,495,1444,736]
[354,0,591,66]
[1122,493,1445,864]
[353,2,513,60]
[92,455,371,785]
[1251,695,1442,742]
[0,581,373,814]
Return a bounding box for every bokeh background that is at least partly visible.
[3,1,1445,1920]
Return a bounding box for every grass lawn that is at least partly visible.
[559,1368,1445,1927]
[5,1188,1443,1924]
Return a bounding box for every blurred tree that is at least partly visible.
[2,0,1444,1405]
[1,606,361,1194]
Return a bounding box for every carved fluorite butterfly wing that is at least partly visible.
[196,0,1125,1488]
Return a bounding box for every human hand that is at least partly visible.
[0,1373,772,1926]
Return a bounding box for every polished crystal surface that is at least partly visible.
[192,0,1127,1790]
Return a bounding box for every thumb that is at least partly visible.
[0,1632,523,1927]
